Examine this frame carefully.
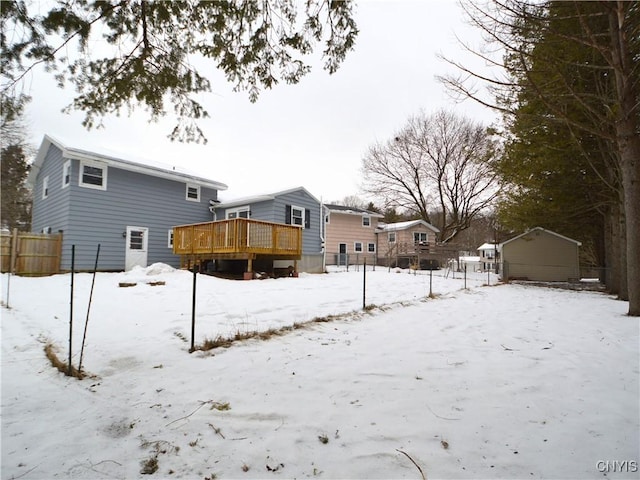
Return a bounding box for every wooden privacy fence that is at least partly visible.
[1,229,62,276]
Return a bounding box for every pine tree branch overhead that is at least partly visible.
[0,0,358,143]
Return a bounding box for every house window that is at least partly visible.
[414,232,428,244]
[186,184,200,202]
[226,206,250,219]
[79,161,107,190]
[42,176,49,199]
[354,242,363,253]
[286,204,310,229]
[291,205,304,226]
[368,242,376,253]
[167,229,174,248]
[388,232,396,243]
[62,160,71,188]
[362,216,371,227]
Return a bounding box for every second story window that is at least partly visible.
[186,184,200,202]
[291,206,304,226]
[388,232,396,243]
[414,232,428,244]
[286,204,309,229]
[362,216,371,227]
[62,160,71,188]
[42,176,49,199]
[79,161,107,190]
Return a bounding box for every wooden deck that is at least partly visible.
[172,218,302,276]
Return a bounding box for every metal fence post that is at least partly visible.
[464,265,467,289]
[429,268,433,297]
[68,245,75,376]
[362,257,367,310]
[190,263,197,352]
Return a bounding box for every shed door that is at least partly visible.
[125,226,148,271]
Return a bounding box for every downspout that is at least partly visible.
[320,198,326,272]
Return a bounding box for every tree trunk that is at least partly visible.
[619,134,639,313]
[603,206,620,294]
[609,3,639,315]
[618,197,628,302]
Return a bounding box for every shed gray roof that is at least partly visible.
[500,227,582,248]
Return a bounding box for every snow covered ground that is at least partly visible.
[1,266,638,479]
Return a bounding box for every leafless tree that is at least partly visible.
[337,195,368,209]
[361,110,501,243]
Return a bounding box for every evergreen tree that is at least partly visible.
[440,1,640,314]
[1,143,31,231]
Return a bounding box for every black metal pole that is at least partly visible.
[79,244,100,373]
[464,265,467,289]
[190,263,197,352]
[362,258,366,310]
[68,245,75,376]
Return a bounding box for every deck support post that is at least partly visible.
[244,257,254,280]
[292,259,299,277]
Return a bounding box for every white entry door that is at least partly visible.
[125,226,148,271]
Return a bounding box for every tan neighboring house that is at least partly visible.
[500,227,581,282]
[324,204,383,266]
[377,220,440,268]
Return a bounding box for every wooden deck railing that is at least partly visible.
[172,218,302,257]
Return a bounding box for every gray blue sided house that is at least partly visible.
[214,187,324,273]
[29,135,227,271]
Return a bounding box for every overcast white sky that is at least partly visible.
[22,0,498,204]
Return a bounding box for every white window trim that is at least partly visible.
[167,229,174,248]
[362,216,371,227]
[42,176,49,199]
[226,205,251,219]
[414,232,428,244]
[291,204,305,228]
[186,183,200,202]
[62,160,71,188]
[354,241,363,253]
[388,232,396,243]
[79,160,107,190]
[367,242,376,253]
